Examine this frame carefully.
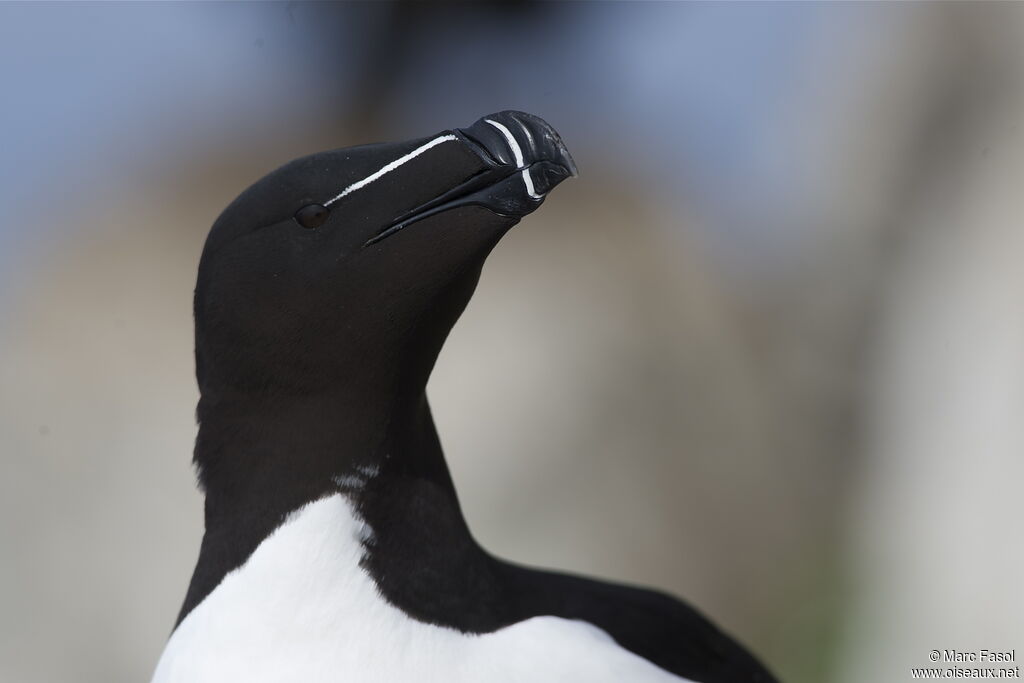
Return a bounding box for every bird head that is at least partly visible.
[193,111,576,398]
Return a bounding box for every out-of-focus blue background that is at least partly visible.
[2,4,1022,682]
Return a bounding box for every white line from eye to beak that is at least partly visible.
[485,119,543,200]
[323,134,459,207]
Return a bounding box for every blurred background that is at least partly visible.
[1,3,1022,682]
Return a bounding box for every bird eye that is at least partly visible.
[294,203,330,229]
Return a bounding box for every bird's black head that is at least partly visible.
[194,111,576,400]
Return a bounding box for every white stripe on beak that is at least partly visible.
[485,119,543,200]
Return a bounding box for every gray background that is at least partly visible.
[1,3,1022,682]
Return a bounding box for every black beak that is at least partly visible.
[460,110,578,179]
[365,111,577,246]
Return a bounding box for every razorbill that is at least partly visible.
[151,111,778,683]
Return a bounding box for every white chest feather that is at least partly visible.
[151,494,694,683]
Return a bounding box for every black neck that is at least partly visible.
[176,384,465,625]
[175,384,782,683]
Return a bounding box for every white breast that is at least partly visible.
[151,494,694,683]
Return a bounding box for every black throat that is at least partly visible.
[176,382,474,626]
[174,376,781,683]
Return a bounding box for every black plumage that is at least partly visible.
[175,111,777,683]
